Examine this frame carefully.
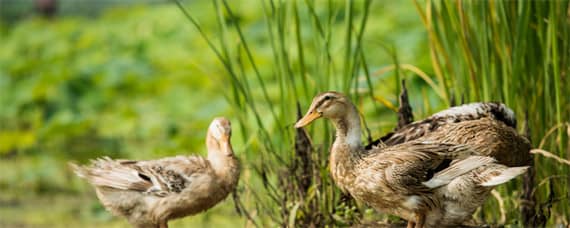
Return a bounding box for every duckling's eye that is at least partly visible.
[324,95,332,100]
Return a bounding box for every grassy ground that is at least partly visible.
[0,194,241,227]
[0,158,242,228]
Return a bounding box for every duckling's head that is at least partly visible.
[295,91,354,128]
[207,117,234,155]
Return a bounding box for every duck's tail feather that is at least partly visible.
[69,162,88,178]
[69,157,151,191]
[480,166,529,187]
[423,156,496,189]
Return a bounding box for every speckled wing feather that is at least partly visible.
[71,155,211,197]
[360,142,479,195]
[130,156,211,196]
[366,102,516,148]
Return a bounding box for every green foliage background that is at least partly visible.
[0,0,568,227]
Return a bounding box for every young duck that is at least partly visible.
[295,91,528,227]
[70,117,240,228]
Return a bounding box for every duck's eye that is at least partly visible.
[324,95,332,100]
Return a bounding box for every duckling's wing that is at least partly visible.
[366,102,516,148]
[71,155,210,197]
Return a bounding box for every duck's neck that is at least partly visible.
[329,105,362,187]
[207,141,240,188]
[331,105,362,150]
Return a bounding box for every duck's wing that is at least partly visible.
[362,142,495,195]
[366,102,516,149]
[441,164,528,215]
[420,117,532,166]
[71,155,211,197]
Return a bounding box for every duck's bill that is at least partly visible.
[221,140,234,156]
[209,119,231,141]
[295,111,321,128]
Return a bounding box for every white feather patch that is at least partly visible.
[423,156,496,189]
[346,126,362,148]
[480,166,529,187]
[432,103,486,118]
[403,195,422,210]
[503,106,515,121]
[432,102,516,125]
[209,121,223,140]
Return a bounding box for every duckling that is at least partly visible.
[295,91,528,227]
[70,117,240,228]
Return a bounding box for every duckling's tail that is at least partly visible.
[480,166,529,187]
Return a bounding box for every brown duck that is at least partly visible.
[295,91,529,227]
[70,117,240,228]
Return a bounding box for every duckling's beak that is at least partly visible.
[295,111,322,128]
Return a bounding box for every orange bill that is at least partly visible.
[294,111,322,128]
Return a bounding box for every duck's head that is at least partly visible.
[207,117,234,156]
[295,91,353,128]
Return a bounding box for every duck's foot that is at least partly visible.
[414,213,425,228]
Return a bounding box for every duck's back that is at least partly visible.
[367,102,518,148]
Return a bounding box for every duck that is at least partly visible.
[70,117,240,228]
[295,91,528,227]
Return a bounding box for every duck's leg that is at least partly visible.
[158,221,168,228]
[406,221,416,228]
[414,213,425,228]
